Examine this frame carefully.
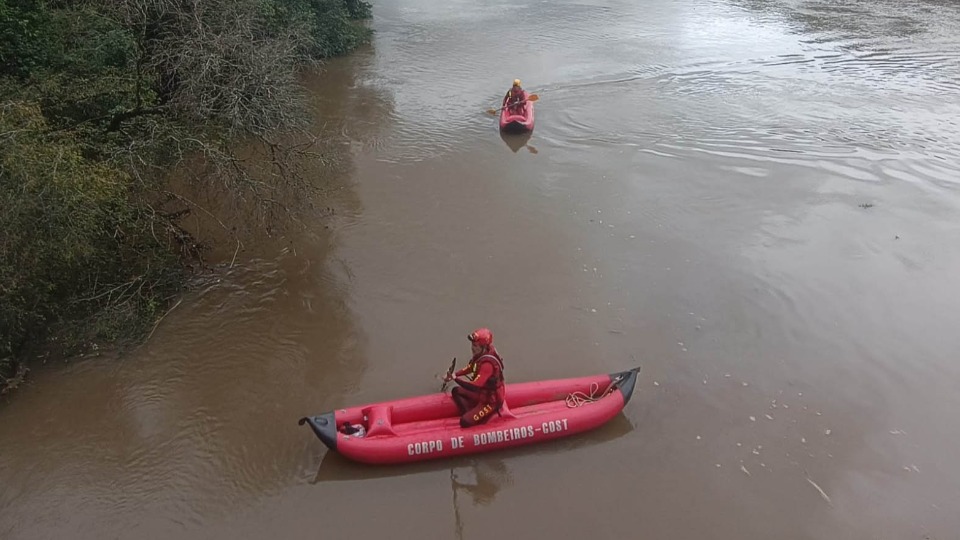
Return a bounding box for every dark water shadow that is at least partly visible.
[165,43,395,261]
[499,132,539,154]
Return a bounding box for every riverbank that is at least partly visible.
[0,0,374,394]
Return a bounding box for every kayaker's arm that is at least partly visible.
[455,362,495,392]
[452,361,475,378]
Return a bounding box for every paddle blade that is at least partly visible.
[527,94,539,102]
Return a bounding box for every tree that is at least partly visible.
[0,0,373,390]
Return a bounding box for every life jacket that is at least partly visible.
[504,88,527,110]
[464,348,506,408]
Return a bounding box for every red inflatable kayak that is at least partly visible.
[499,95,535,134]
[299,366,640,465]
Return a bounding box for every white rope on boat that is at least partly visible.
[566,382,608,407]
[565,373,627,407]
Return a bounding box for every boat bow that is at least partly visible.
[608,366,641,405]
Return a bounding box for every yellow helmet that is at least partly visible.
[513,79,522,86]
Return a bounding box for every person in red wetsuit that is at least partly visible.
[504,79,528,115]
[445,327,506,428]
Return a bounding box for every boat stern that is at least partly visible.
[298,412,338,451]
[500,121,532,135]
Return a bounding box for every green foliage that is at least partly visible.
[1,1,135,78]
[259,0,373,59]
[2,2,138,130]
[1,102,181,369]
[0,0,375,389]
[0,0,56,77]
[344,0,372,20]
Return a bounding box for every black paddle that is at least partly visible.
[440,357,457,392]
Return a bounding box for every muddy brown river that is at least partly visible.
[3,0,960,538]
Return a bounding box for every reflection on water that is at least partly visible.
[451,459,512,507]
[0,248,369,536]
[500,132,539,154]
[449,459,511,540]
[310,413,634,539]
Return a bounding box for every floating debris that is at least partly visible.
[753,449,760,455]
[889,430,906,435]
[741,465,751,476]
[824,429,832,436]
[749,416,757,422]
[806,477,833,506]
[737,442,742,447]
[653,381,660,387]
[696,435,701,440]
[765,414,774,420]
[716,463,722,468]
[801,437,807,444]
[742,382,749,387]
[724,373,731,378]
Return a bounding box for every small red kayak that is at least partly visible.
[499,95,535,134]
[299,366,640,465]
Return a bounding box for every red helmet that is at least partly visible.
[467,327,493,347]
